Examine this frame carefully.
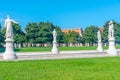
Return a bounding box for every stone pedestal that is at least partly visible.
[3,38,17,60]
[97,41,103,52]
[107,37,117,56]
[51,41,59,54]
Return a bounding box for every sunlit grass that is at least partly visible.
[0,57,120,80]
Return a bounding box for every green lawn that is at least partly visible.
[0,46,103,53]
[0,46,120,52]
[0,57,120,80]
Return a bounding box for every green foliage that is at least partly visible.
[68,31,80,43]
[1,20,120,47]
[0,24,5,46]
[55,26,64,43]
[63,31,81,45]
[102,21,109,43]
[12,23,26,43]
[25,22,38,44]
[25,22,64,46]
[82,26,98,45]
[0,57,120,80]
[37,22,54,43]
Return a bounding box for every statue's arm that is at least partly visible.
[11,19,18,24]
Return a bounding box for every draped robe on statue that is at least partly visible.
[4,16,18,39]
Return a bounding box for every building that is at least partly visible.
[62,28,83,37]
[62,27,104,36]
[99,27,104,32]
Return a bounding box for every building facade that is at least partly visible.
[62,28,83,37]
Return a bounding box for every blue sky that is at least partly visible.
[0,0,120,30]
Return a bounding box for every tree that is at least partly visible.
[82,26,98,46]
[25,21,63,47]
[36,22,54,45]
[12,23,26,44]
[55,26,64,45]
[10,23,26,48]
[37,22,64,46]
[63,31,80,46]
[25,22,37,46]
[0,24,4,47]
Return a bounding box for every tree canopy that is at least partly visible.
[82,26,98,46]
[0,20,120,47]
[25,22,63,46]
[12,23,26,44]
[0,24,4,47]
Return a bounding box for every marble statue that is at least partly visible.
[107,20,117,55]
[4,16,18,39]
[51,29,59,54]
[52,29,57,42]
[97,30,103,52]
[3,16,18,60]
[108,21,114,38]
[97,30,101,42]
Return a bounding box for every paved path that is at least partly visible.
[0,50,119,61]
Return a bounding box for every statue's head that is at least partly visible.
[7,15,10,19]
[109,20,113,25]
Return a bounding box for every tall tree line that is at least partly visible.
[25,22,63,47]
[0,20,120,48]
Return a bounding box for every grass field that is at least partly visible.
[0,57,120,80]
[0,46,120,53]
[0,46,106,53]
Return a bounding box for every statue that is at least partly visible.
[108,21,114,38]
[52,29,57,42]
[3,16,18,60]
[4,16,18,39]
[107,20,117,55]
[97,30,101,42]
[97,30,103,52]
[51,29,59,54]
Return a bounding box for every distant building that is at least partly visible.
[62,27,104,37]
[99,27,104,32]
[62,28,83,37]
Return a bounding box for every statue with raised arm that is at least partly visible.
[4,16,18,39]
[97,30,101,42]
[3,16,18,60]
[108,21,114,38]
[52,29,57,42]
